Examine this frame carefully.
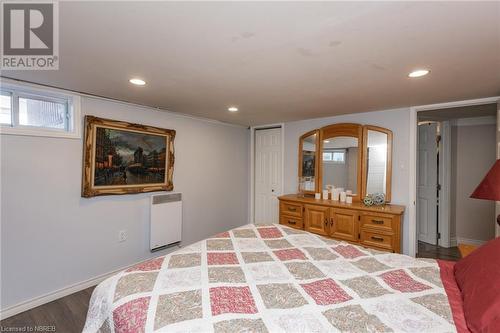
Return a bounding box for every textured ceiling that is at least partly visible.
[2,1,499,126]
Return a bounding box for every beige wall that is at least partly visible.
[451,123,496,243]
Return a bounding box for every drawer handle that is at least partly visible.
[372,219,384,224]
[288,220,297,225]
[324,218,328,226]
[371,236,384,242]
[330,217,334,227]
[288,207,297,212]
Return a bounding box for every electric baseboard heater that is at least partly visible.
[150,193,182,251]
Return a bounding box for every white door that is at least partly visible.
[417,123,438,245]
[255,128,282,224]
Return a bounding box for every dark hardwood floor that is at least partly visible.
[0,287,95,333]
[417,241,461,261]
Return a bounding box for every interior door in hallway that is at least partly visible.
[255,128,282,224]
[417,122,438,245]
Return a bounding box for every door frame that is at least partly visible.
[250,123,285,224]
[409,96,500,257]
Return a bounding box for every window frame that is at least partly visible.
[323,149,346,164]
[0,81,81,139]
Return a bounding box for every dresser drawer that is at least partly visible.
[280,215,303,229]
[360,213,393,232]
[359,230,393,251]
[280,201,303,217]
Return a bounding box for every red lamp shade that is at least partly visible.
[470,159,500,226]
[471,159,500,201]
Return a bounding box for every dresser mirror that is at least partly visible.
[298,130,319,194]
[321,136,359,192]
[319,123,363,201]
[362,126,393,202]
[298,123,392,202]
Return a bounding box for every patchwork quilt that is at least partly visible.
[83,224,457,333]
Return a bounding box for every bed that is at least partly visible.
[83,223,497,333]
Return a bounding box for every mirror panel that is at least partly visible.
[322,136,359,193]
[299,130,318,193]
[362,126,393,202]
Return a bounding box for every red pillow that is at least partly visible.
[454,237,500,333]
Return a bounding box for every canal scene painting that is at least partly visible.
[82,116,175,197]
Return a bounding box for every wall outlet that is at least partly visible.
[118,230,127,242]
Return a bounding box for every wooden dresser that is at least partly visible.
[278,194,405,253]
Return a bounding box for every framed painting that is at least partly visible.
[82,116,175,197]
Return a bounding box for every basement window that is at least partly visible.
[0,82,81,138]
[323,150,346,163]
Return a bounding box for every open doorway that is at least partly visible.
[416,103,498,260]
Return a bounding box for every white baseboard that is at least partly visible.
[456,237,487,247]
[0,257,157,320]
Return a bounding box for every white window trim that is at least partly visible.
[0,81,81,139]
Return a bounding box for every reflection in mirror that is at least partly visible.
[301,133,316,191]
[365,130,388,195]
[322,136,358,193]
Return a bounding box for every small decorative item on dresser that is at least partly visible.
[346,195,353,204]
[373,193,386,206]
[340,191,347,202]
[332,189,340,201]
[315,193,321,200]
[363,195,374,206]
[322,189,329,200]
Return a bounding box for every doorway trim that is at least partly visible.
[249,123,285,224]
[409,96,500,257]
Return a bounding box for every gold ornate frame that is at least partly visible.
[82,116,175,197]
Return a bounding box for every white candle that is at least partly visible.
[332,189,340,201]
[315,193,321,200]
[340,191,347,202]
[322,190,329,200]
[346,195,353,204]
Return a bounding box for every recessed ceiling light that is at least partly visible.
[228,106,239,112]
[129,78,146,86]
[408,69,430,78]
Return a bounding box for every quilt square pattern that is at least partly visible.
[380,269,431,293]
[257,283,307,309]
[212,231,230,238]
[241,251,274,263]
[209,267,246,283]
[301,278,352,305]
[126,257,164,272]
[264,239,293,249]
[84,223,456,333]
[113,297,150,333]
[154,290,202,329]
[168,253,201,268]
[210,286,258,315]
[273,248,307,261]
[207,239,234,251]
[257,227,283,239]
[333,244,367,259]
[207,252,239,265]
[114,272,158,301]
[232,229,257,238]
[285,262,325,280]
[341,276,391,298]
